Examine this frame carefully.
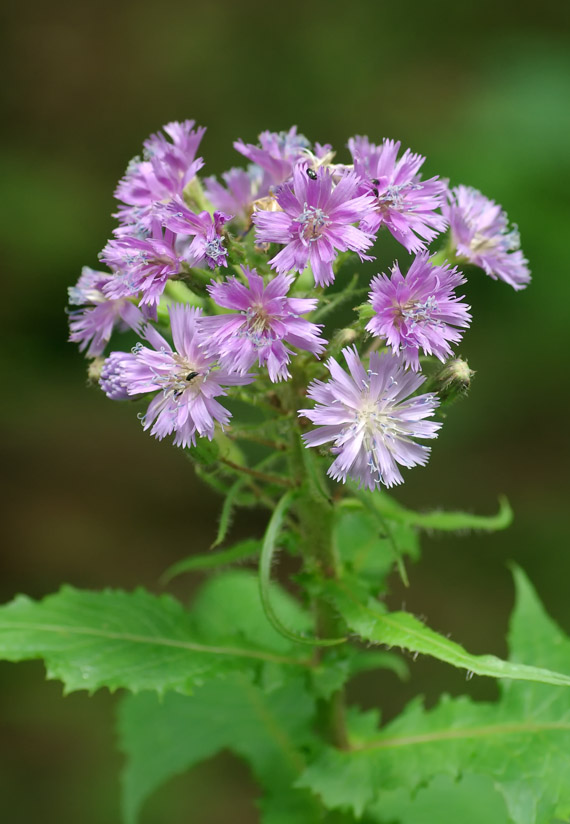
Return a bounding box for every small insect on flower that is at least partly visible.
[253,162,375,287]
[102,305,254,447]
[306,168,318,180]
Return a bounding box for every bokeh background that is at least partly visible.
[1,1,569,821]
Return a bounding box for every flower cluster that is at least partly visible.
[68,121,530,490]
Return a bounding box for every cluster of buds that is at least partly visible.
[68,121,529,491]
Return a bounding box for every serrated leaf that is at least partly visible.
[0,583,309,695]
[369,774,511,824]
[322,578,570,686]
[298,568,570,824]
[348,488,513,533]
[118,672,321,824]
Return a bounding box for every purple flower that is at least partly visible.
[234,127,310,188]
[203,166,264,224]
[100,224,182,308]
[443,185,531,290]
[67,267,147,356]
[161,198,231,269]
[114,120,205,233]
[253,163,375,287]
[348,136,447,253]
[300,346,441,489]
[111,305,254,447]
[99,351,133,399]
[366,252,472,371]
[201,267,326,382]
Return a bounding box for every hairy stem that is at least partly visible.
[288,421,350,750]
[218,456,293,488]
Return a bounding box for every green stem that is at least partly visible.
[258,490,346,648]
[218,456,293,488]
[288,424,350,749]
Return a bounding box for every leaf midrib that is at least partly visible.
[0,620,310,667]
[355,720,570,751]
[334,581,570,685]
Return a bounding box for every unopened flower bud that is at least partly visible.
[87,357,105,384]
[436,358,474,404]
[334,327,358,348]
[357,302,374,322]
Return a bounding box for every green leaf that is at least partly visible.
[0,584,309,696]
[298,568,570,824]
[322,578,570,686]
[191,570,312,655]
[369,774,511,824]
[259,491,346,647]
[346,489,513,533]
[310,648,409,701]
[186,437,220,466]
[335,508,419,591]
[161,538,260,583]
[211,476,246,547]
[118,672,321,824]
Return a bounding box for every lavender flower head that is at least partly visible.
[100,225,182,308]
[443,185,531,290]
[300,347,441,489]
[99,351,133,400]
[109,305,253,448]
[161,198,231,269]
[253,163,375,287]
[67,267,146,356]
[366,252,472,371]
[234,127,311,188]
[349,137,447,254]
[114,120,205,233]
[203,166,264,226]
[201,268,326,382]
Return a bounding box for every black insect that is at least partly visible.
[186,371,199,382]
[306,168,318,180]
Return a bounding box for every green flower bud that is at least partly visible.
[436,358,474,404]
[87,356,105,384]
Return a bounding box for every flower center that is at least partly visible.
[469,232,499,253]
[399,295,439,328]
[297,204,329,244]
[168,354,203,399]
[204,237,226,264]
[375,182,420,212]
[242,304,275,349]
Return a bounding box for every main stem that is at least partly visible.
[289,421,350,750]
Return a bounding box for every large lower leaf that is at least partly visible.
[0,579,309,695]
[371,774,511,824]
[323,578,570,686]
[298,568,570,824]
[118,672,321,824]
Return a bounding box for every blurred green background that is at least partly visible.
[1,0,569,821]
